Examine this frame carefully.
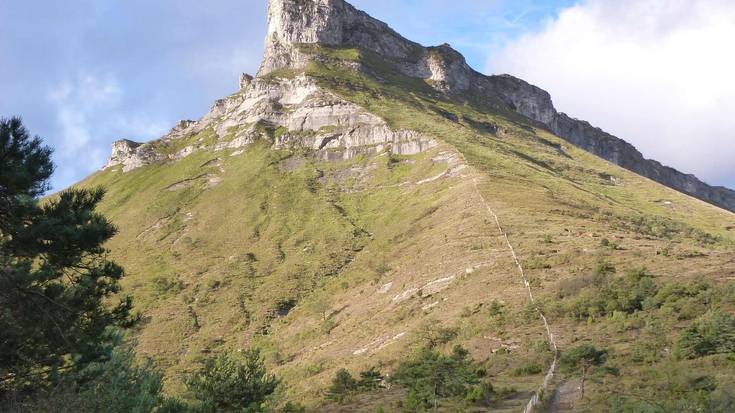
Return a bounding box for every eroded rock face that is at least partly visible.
[427,45,472,92]
[104,139,162,172]
[213,74,437,160]
[258,0,422,76]
[102,0,735,212]
[255,0,735,212]
[103,72,436,172]
[478,73,735,211]
[239,73,253,90]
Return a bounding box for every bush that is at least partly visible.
[2,341,180,413]
[325,367,383,403]
[280,401,306,413]
[326,369,358,402]
[553,268,657,320]
[559,344,608,398]
[186,349,279,413]
[610,363,735,413]
[675,311,735,359]
[416,321,458,348]
[358,367,384,390]
[465,381,495,406]
[390,346,479,410]
[511,362,543,376]
[647,278,712,320]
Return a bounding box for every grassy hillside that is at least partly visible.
[77,44,735,412]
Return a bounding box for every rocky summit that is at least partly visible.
[108,0,735,213]
[81,0,735,411]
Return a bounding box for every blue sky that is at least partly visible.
[1,0,733,191]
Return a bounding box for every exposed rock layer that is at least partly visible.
[104,0,735,213]
[103,73,435,171]
[255,0,735,213]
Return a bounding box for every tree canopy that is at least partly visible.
[0,117,132,395]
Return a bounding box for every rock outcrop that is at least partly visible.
[103,73,435,171]
[103,0,735,213]
[254,0,735,212]
[104,139,162,172]
[239,73,253,90]
[481,74,735,212]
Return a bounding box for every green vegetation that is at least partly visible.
[390,346,488,411]
[185,349,280,413]
[5,340,173,413]
[609,361,735,413]
[326,369,358,403]
[325,367,384,403]
[549,267,657,320]
[510,362,543,376]
[559,344,610,398]
[39,32,735,412]
[0,117,132,398]
[675,311,735,359]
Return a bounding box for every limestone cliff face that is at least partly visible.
[258,0,422,76]
[480,74,735,212]
[104,139,162,172]
[104,0,735,213]
[255,0,735,212]
[103,73,435,172]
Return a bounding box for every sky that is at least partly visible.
[1,0,733,191]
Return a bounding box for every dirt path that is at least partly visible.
[470,177,559,413]
[548,379,582,413]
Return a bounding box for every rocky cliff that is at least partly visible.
[481,74,735,213]
[254,0,735,213]
[103,0,735,213]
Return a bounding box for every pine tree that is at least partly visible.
[186,349,279,412]
[0,117,133,395]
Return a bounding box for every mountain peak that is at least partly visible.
[256,0,735,212]
[102,0,735,212]
[258,0,420,76]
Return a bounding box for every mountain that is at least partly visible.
[78,0,735,411]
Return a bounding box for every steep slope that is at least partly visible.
[78,0,735,411]
[256,0,735,213]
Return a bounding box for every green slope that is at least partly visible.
[76,44,735,412]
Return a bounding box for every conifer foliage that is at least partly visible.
[0,117,133,394]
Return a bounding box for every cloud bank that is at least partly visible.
[488,0,735,188]
[0,0,266,190]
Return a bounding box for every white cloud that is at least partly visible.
[47,73,168,186]
[487,0,735,187]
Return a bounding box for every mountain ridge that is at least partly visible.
[82,1,735,410]
[252,0,735,212]
[105,0,735,214]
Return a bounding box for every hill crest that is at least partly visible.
[133,0,728,213]
[83,1,735,409]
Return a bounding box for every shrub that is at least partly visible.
[559,344,608,398]
[326,369,358,402]
[647,278,712,320]
[675,311,735,359]
[186,349,279,413]
[2,342,180,413]
[390,346,479,410]
[416,321,459,348]
[594,258,616,276]
[554,267,657,320]
[387,154,402,169]
[487,300,504,317]
[358,367,384,390]
[280,401,306,413]
[511,362,543,376]
[465,381,495,406]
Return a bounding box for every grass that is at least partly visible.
[73,43,735,411]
